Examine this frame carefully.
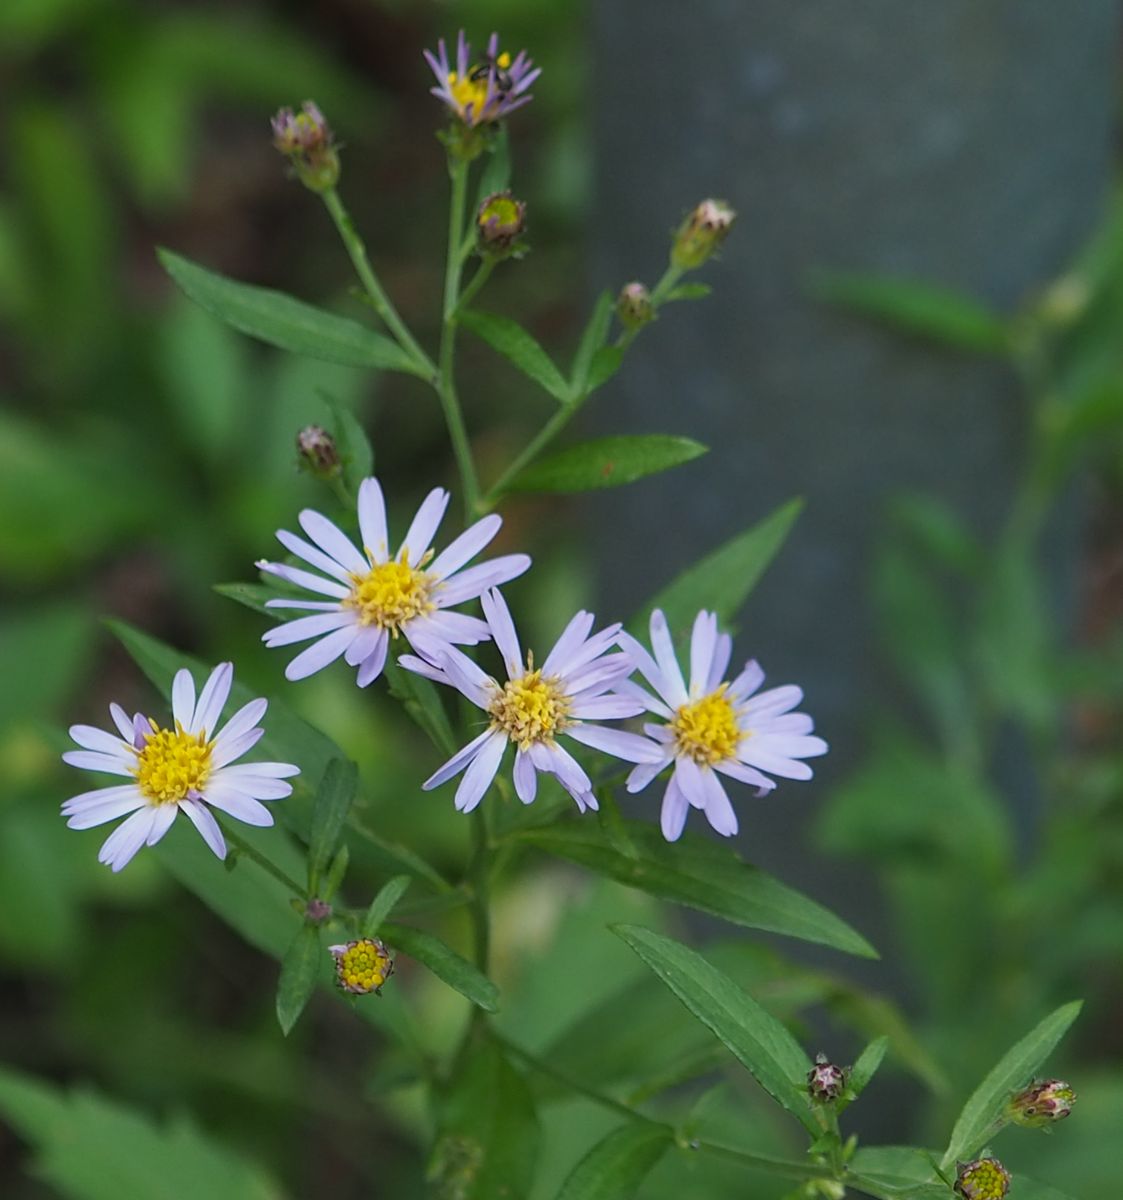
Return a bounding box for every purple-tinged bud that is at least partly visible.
[305,898,332,923]
[616,281,654,331]
[328,937,394,995]
[954,1158,1011,1200]
[807,1053,847,1104]
[476,191,527,258]
[271,101,340,193]
[296,425,341,478]
[671,198,736,270]
[1008,1078,1076,1127]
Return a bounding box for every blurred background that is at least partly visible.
[1,1,1121,1196]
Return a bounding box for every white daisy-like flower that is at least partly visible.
[619,609,828,842]
[61,662,299,872]
[257,476,531,687]
[401,589,662,814]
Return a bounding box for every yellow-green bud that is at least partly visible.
[1008,1078,1076,1127]
[476,191,527,257]
[271,102,340,193]
[672,198,736,270]
[616,281,654,330]
[954,1158,1011,1200]
[807,1053,847,1104]
[328,937,394,995]
[296,425,341,478]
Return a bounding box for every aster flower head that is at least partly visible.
[257,476,531,687]
[954,1157,1011,1200]
[62,663,299,872]
[402,589,662,815]
[424,31,540,128]
[330,937,394,995]
[620,609,828,842]
[270,100,339,192]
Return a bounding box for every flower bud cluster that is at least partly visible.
[271,101,340,193]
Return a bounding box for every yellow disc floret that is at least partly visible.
[670,686,742,765]
[345,553,434,633]
[333,938,394,995]
[447,51,513,122]
[488,670,569,749]
[133,723,213,805]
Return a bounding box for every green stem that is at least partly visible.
[454,258,496,317]
[321,188,435,378]
[222,826,306,898]
[438,158,482,516]
[467,806,491,983]
[689,1140,837,1184]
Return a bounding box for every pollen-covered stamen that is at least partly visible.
[345,550,435,633]
[670,686,742,765]
[133,722,213,805]
[488,669,569,748]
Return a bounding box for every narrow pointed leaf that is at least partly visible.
[308,758,357,885]
[459,308,569,402]
[940,1000,1083,1169]
[570,291,614,394]
[362,875,410,937]
[213,582,278,618]
[519,821,876,958]
[842,1035,890,1110]
[158,248,426,375]
[631,497,803,637]
[587,345,624,392]
[276,923,322,1035]
[812,271,1008,354]
[381,921,498,1012]
[664,282,712,302]
[506,434,706,494]
[614,925,818,1133]
[555,1123,673,1200]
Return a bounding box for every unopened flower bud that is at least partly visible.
[671,198,736,270]
[616,281,654,330]
[329,937,394,995]
[271,101,340,193]
[296,425,341,478]
[1008,1078,1076,1127]
[305,898,332,923]
[476,191,527,258]
[954,1158,1011,1200]
[807,1053,847,1104]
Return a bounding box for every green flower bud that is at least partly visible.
[296,425,341,478]
[328,937,394,995]
[616,281,654,330]
[476,191,527,258]
[1008,1078,1076,1127]
[807,1053,847,1104]
[954,1157,1011,1200]
[671,198,736,270]
[272,102,340,193]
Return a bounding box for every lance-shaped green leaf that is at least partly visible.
[324,394,373,491]
[555,1123,673,1200]
[518,821,875,958]
[385,660,457,755]
[840,1035,889,1112]
[811,271,1009,355]
[847,1146,943,1198]
[587,345,624,392]
[158,248,427,375]
[504,434,706,495]
[570,291,614,395]
[631,497,803,637]
[614,925,817,1134]
[432,1033,538,1200]
[212,582,278,619]
[275,922,322,1035]
[362,875,410,938]
[381,921,498,1012]
[459,308,570,402]
[940,1000,1083,1170]
[664,282,712,302]
[307,758,357,889]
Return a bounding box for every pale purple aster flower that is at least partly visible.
[619,609,828,842]
[61,662,299,872]
[424,31,540,127]
[257,477,530,687]
[402,589,661,814]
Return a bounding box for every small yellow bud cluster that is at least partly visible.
[476,191,527,258]
[329,937,394,995]
[954,1157,1011,1200]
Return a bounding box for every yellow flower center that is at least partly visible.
[336,939,393,994]
[133,723,213,804]
[670,687,742,765]
[447,52,513,120]
[345,553,433,633]
[488,669,569,749]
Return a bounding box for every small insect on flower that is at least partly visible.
[954,1157,1011,1200]
[401,589,662,814]
[619,609,827,841]
[330,938,394,995]
[62,663,299,872]
[1007,1078,1077,1127]
[257,476,530,687]
[424,31,540,127]
[807,1053,848,1104]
